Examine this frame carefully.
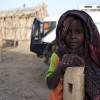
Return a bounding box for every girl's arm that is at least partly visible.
[46,63,62,89]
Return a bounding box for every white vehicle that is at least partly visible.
[30,5,100,57]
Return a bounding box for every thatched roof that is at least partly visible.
[0,2,48,19]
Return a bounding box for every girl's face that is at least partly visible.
[64,19,85,49]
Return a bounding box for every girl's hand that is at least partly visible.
[59,54,85,74]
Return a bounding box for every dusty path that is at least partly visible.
[0,46,49,100]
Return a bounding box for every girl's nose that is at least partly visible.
[70,32,76,38]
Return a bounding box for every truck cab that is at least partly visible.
[30,16,59,57]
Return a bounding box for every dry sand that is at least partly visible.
[0,46,49,100]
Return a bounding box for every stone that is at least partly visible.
[63,67,84,100]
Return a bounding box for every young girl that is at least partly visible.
[45,10,100,100]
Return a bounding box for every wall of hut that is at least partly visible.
[0,3,47,46]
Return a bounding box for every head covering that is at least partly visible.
[56,10,100,99]
[56,9,100,66]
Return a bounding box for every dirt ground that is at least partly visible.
[0,45,49,100]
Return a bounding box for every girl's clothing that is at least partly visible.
[46,53,63,100]
[46,53,100,100]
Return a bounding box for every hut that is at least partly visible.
[0,2,48,47]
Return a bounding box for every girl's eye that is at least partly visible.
[76,31,81,34]
[76,30,83,34]
[67,29,83,35]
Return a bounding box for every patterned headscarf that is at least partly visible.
[56,10,100,66]
[56,10,100,99]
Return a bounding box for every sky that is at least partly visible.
[0,0,100,16]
